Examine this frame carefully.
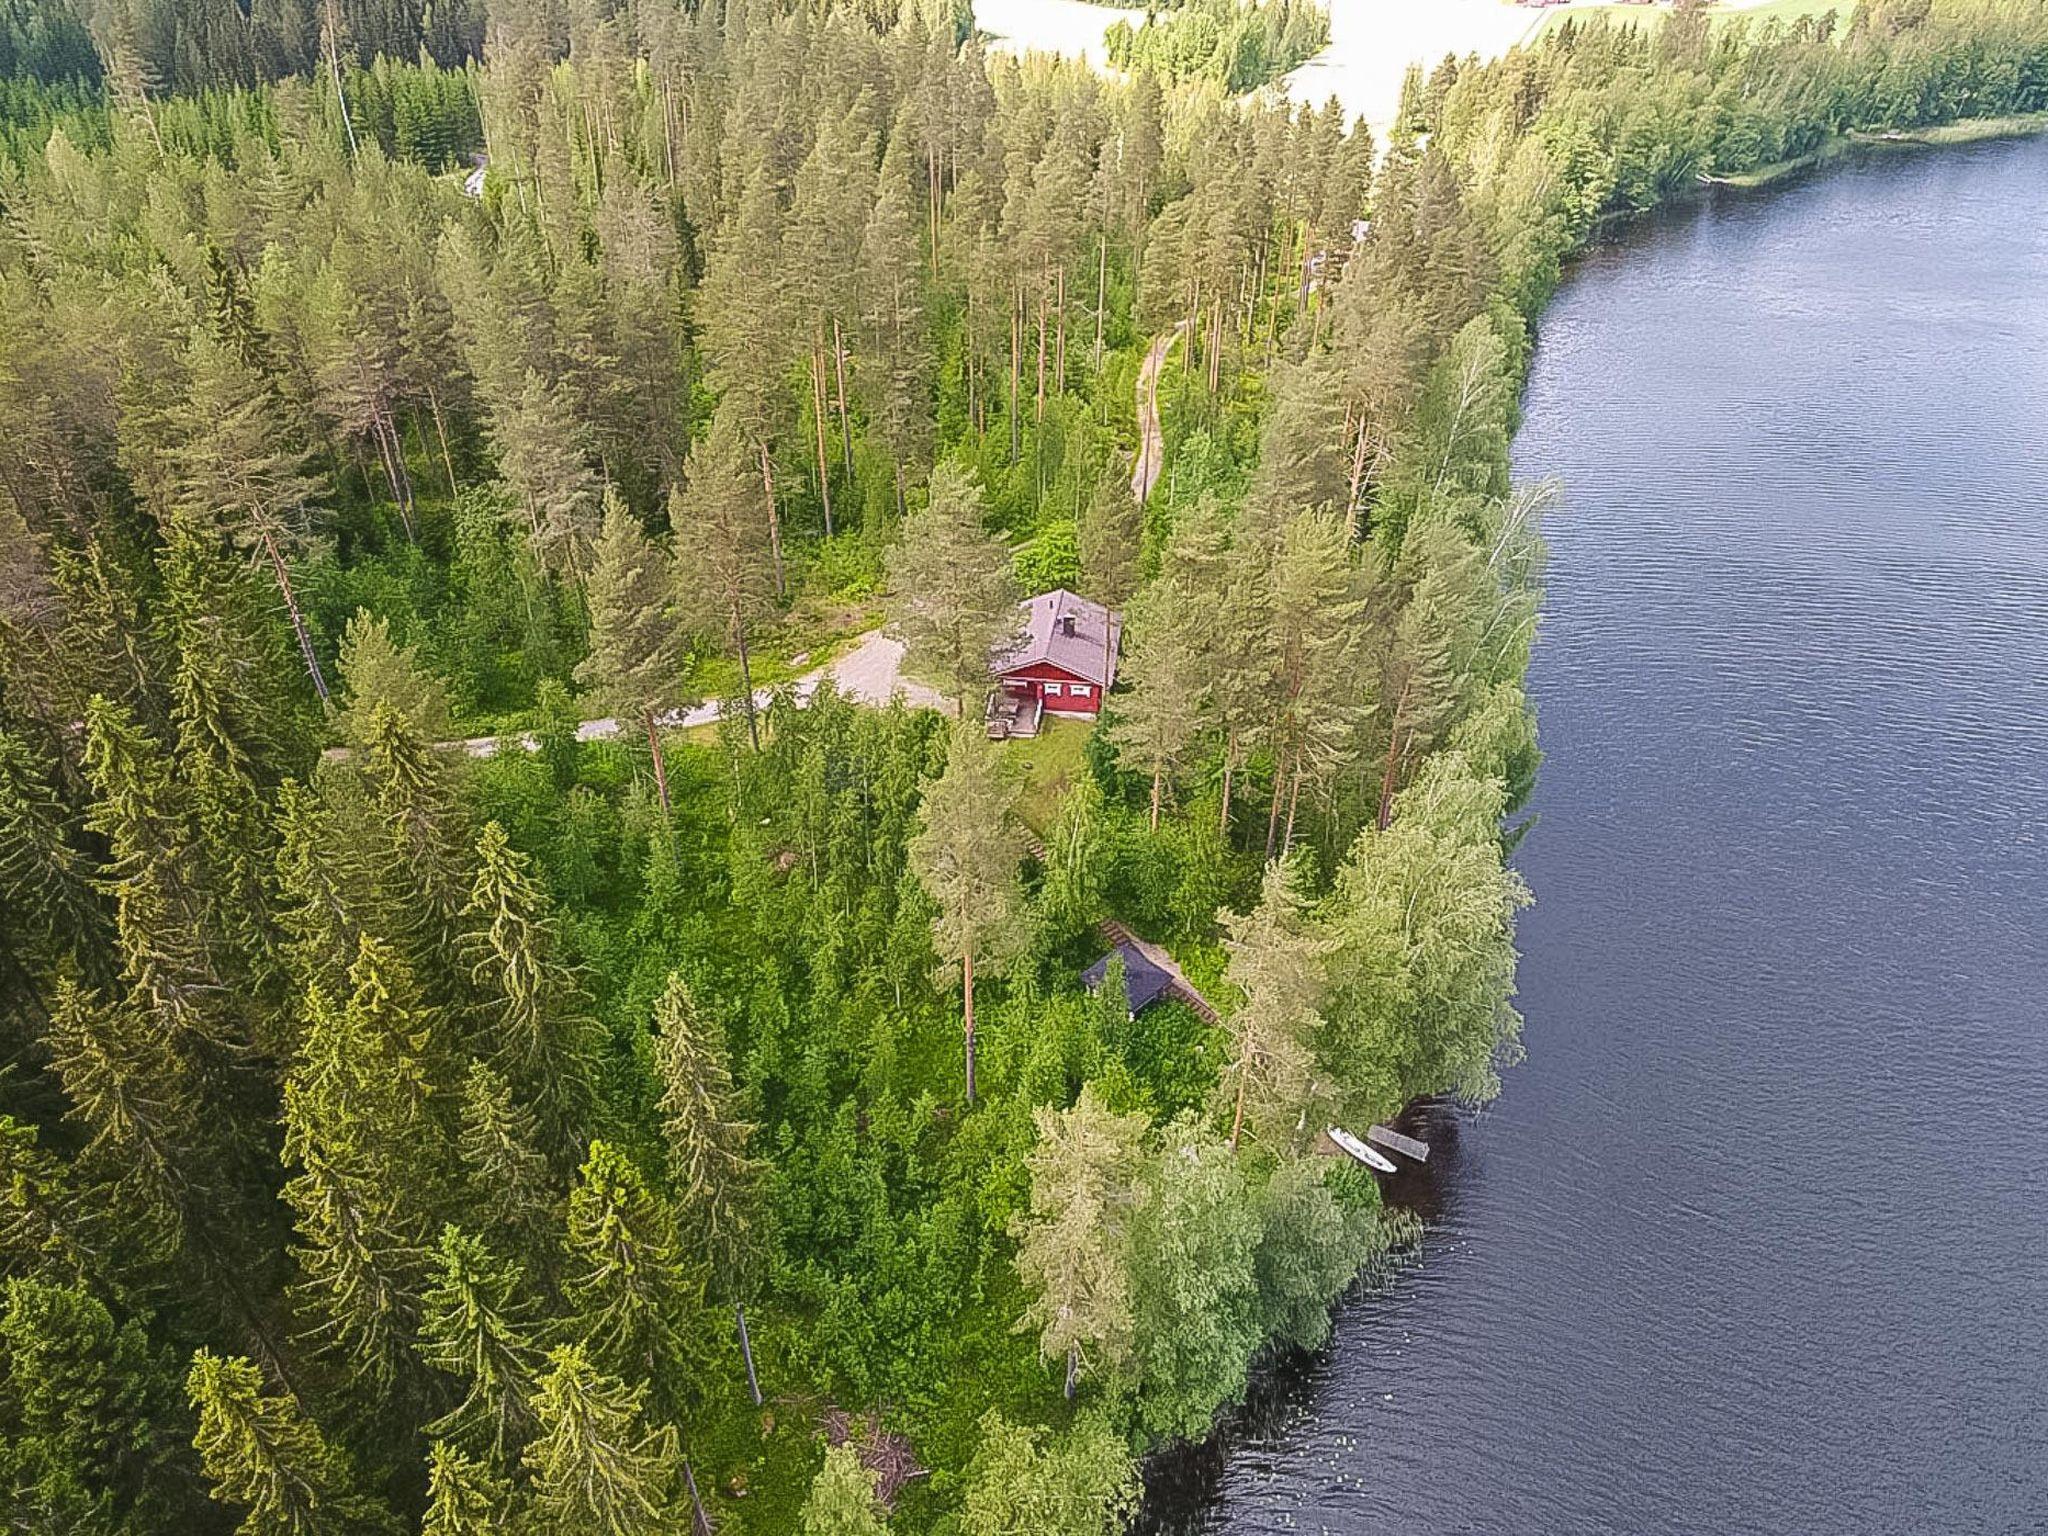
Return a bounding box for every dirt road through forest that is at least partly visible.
[1131,321,1185,504]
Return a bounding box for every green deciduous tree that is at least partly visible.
[802,1440,890,1536]
[958,1409,1138,1536]
[1011,1086,1146,1398]
[1323,751,1530,1117]
[1127,1122,1261,1441]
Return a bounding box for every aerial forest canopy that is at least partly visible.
[0,0,2043,1530]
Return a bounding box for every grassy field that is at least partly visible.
[1003,716,1093,837]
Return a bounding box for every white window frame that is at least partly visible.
[1043,681,1063,696]
[1070,684,1092,698]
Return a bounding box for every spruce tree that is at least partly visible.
[185,1351,396,1536]
[1076,472,1142,617]
[0,1118,89,1286]
[271,779,375,1003]
[0,728,104,978]
[455,1059,561,1271]
[462,821,597,1152]
[362,705,475,980]
[418,1225,544,1464]
[0,1276,208,1534]
[421,1440,520,1536]
[650,972,765,1404]
[46,979,200,1266]
[883,464,1021,715]
[278,951,444,1397]
[336,610,453,753]
[561,1142,695,1412]
[521,1345,680,1536]
[80,697,243,1060]
[575,490,685,817]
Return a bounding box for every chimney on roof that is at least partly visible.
[1060,614,1077,637]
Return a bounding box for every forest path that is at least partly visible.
[1130,321,1186,505]
[319,630,943,763]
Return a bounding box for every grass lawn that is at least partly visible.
[1003,716,1094,837]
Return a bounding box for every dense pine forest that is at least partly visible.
[1,0,2045,1530]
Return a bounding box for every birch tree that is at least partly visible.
[1011,1087,1146,1397]
[1217,858,1335,1154]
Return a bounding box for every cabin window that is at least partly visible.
[1043,682,1063,696]
[1070,684,1091,698]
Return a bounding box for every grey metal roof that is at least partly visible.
[992,589,1123,690]
[1081,941,1174,1013]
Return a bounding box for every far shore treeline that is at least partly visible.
[0,0,2043,1531]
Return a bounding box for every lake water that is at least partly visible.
[1148,134,2048,1534]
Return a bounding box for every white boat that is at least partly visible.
[1326,1126,1398,1175]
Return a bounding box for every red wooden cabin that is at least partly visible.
[987,590,1122,738]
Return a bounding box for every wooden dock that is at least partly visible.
[1367,1124,1430,1163]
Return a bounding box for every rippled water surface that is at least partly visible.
[1152,135,2048,1535]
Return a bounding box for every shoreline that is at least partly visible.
[1135,101,2048,1536]
[1701,109,2048,188]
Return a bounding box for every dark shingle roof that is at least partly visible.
[993,590,1122,690]
[1081,941,1174,1013]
